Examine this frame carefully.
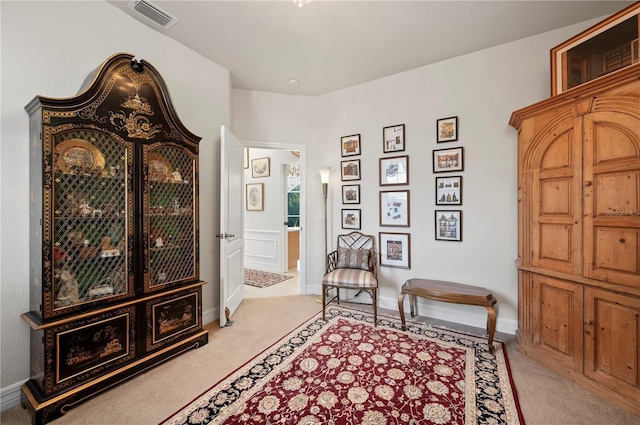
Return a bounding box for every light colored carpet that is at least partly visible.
[2,295,640,425]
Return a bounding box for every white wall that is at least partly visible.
[234,18,605,337]
[0,0,609,412]
[0,1,230,409]
[243,148,300,272]
[232,90,317,277]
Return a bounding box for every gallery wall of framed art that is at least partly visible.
[333,115,466,270]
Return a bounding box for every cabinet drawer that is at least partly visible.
[43,305,136,395]
[145,287,202,352]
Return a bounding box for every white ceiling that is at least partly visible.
[107,0,634,96]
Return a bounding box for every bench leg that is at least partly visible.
[410,294,418,317]
[486,306,496,353]
[397,292,407,330]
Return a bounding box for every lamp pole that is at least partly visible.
[319,168,331,271]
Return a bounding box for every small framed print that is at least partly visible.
[379,232,411,269]
[437,116,458,143]
[341,209,361,230]
[251,157,270,178]
[433,147,464,173]
[383,124,405,153]
[435,210,462,241]
[342,184,360,204]
[379,190,410,227]
[341,134,361,157]
[380,155,409,186]
[341,159,361,181]
[244,148,249,169]
[246,183,264,211]
[435,175,462,205]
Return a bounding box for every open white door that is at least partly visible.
[219,126,244,326]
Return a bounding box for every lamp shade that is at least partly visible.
[319,167,331,184]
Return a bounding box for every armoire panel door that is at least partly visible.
[531,274,584,371]
[583,111,640,288]
[530,123,583,275]
[584,287,640,401]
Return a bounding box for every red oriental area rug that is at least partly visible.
[161,306,523,425]
[244,269,293,288]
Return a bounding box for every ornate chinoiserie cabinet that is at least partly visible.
[510,57,640,417]
[21,53,208,425]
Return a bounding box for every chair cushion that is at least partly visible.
[337,247,371,270]
[322,269,377,288]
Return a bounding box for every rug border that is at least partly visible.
[160,304,523,425]
[159,304,323,423]
[498,341,527,425]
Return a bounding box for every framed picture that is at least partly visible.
[246,183,264,211]
[342,184,360,204]
[379,155,409,186]
[383,124,405,153]
[433,147,464,173]
[341,134,361,157]
[341,209,361,230]
[341,159,361,181]
[243,148,249,169]
[435,210,462,241]
[251,157,270,178]
[379,190,410,227]
[437,116,458,143]
[435,175,462,205]
[379,232,411,269]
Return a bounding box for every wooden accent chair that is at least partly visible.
[322,231,378,326]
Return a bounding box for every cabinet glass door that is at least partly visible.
[48,130,133,318]
[144,144,198,292]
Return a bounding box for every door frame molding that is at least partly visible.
[243,141,307,295]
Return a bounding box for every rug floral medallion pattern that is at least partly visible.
[162,306,522,425]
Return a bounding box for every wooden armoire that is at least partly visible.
[21,53,208,425]
[510,5,640,416]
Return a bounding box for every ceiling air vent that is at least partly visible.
[127,0,179,30]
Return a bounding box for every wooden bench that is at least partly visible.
[397,278,498,353]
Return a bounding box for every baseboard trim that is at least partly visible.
[305,285,517,335]
[1,379,27,411]
[203,306,218,327]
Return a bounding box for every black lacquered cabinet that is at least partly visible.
[21,53,208,425]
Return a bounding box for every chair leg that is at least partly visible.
[322,284,326,321]
[372,288,377,327]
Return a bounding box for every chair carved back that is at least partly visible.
[329,231,377,278]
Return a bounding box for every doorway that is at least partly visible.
[242,143,306,299]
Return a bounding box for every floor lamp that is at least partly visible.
[319,167,331,271]
[317,167,331,304]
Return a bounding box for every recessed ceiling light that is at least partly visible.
[288,78,300,87]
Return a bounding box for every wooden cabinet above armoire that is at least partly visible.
[510,62,640,418]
